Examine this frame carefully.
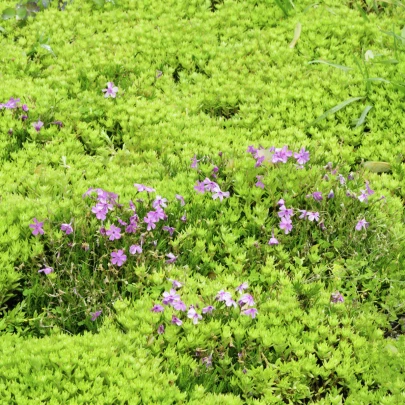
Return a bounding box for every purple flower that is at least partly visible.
[187,307,202,324]
[162,289,180,305]
[21,115,28,121]
[134,183,155,193]
[4,97,20,109]
[293,147,310,165]
[298,209,307,219]
[278,205,294,219]
[168,279,183,289]
[216,290,232,302]
[171,315,183,326]
[163,226,175,236]
[153,195,168,209]
[165,253,178,264]
[238,294,255,307]
[355,218,369,231]
[365,181,374,196]
[203,178,219,192]
[151,304,164,313]
[91,203,108,220]
[90,310,102,321]
[157,324,165,334]
[176,194,185,206]
[358,190,369,203]
[129,244,142,254]
[202,305,215,314]
[323,174,330,181]
[191,154,200,169]
[111,249,127,266]
[242,308,258,319]
[52,120,64,128]
[212,187,230,201]
[225,298,237,308]
[255,176,265,189]
[202,354,213,368]
[279,217,293,234]
[22,104,29,112]
[144,214,157,231]
[194,181,206,194]
[106,225,121,241]
[38,267,53,275]
[60,223,73,235]
[254,155,265,167]
[102,82,118,98]
[29,218,45,236]
[180,214,187,222]
[328,190,334,199]
[247,145,257,155]
[32,120,44,132]
[277,199,285,206]
[117,217,127,226]
[312,192,323,201]
[172,300,187,311]
[330,291,344,304]
[337,174,346,185]
[235,282,249,293]
[268,231,279,246]
[307,211,320,222]
[272,146,292,164]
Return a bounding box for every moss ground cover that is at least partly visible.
[1,0,405,403]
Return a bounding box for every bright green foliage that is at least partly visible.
[0,0,405,402]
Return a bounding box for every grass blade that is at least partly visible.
[289,22,302,48]
[353,105,373,128]
[308,59,353,72]
[308,97,365,127]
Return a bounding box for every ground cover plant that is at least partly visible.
[1,0,405,403]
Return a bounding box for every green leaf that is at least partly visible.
[26,2,41,14]
[92,0,105,7]
[352,105,373,128]
[363,161,392,173]
[308,60,353,72]
[2,8,16,20]
[308,97,365,127]
[289,22,301,49]
[40,44,56,57]
[16,7,28,20]
[0,25,6,34]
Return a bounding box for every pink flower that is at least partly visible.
[255,176,265,189]
[268,231,279,246]
[129,244,142,254]
[242,308,258,318]
[90,310,102,321]
[187,307,202,324]
[176,194,185,206]
[29,218,45,236]
[157,324,165,334]
[355,218,369,231]
[171,315,183,326]
[151,304,164,313]
[279,217,293,234]
[202,305,215,314]
[38,267,53,275]
[165,253,177,264]
[32,120,44,132]
[293,147,310,165]
[307,211,320,222]
[106,225,121,241]
[60,223,73,235]
[212,187,230,201]
[238,294,255,307]
[235,282,249,293]
[111,249,127,266]
[102,82,118,98]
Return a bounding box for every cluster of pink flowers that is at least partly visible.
[194,177,230,201]
[247,145,310,168]
[152,281,258,335]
